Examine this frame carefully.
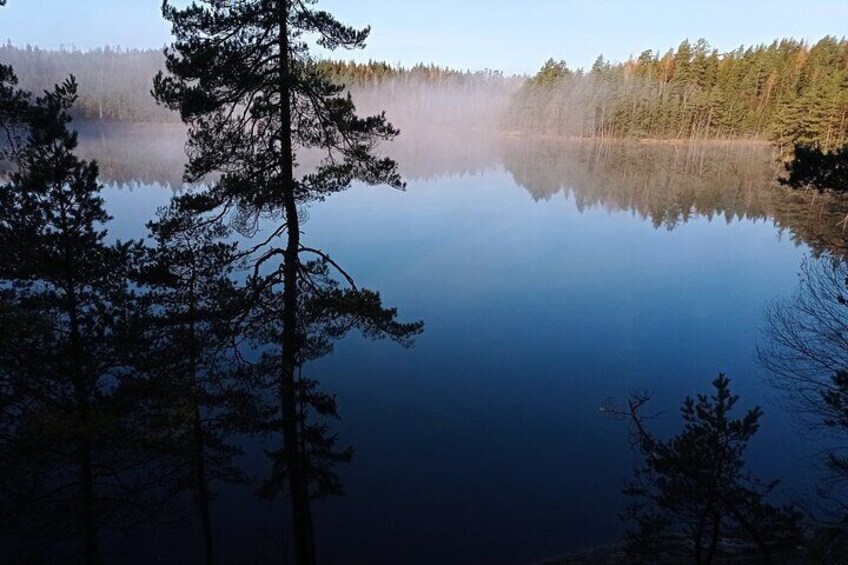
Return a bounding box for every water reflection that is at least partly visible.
[78,127,848,258]
[757,255,848,559]
[499,138,848,255]
[7,124,847,563]
[76,123,190,190]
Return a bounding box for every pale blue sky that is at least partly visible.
[1,0,845,74]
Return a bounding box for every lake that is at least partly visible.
[77,126,843,564]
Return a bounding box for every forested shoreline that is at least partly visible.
[506,37,848,150]
[3,36,846,151]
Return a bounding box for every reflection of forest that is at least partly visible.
[78,125,848,256]
[499,138,848,255]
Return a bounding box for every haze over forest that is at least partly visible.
[3,34,847,149]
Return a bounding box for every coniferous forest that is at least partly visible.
[506,37,848,150]
[3,36,848,151]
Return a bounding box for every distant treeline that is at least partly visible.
[504,37,848,150]
[3,38,847,149]
[318,59,507,85]
[320,61,520,131]
[0,45,517,127]
[0,44,174,122]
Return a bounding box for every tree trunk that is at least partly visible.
[188,295,214,565]
[69,288,101,565]
[78,426,101,565]
[705,510,720,565]
[60,206,102,565]
[192,402,214,565]
[278,2,315,564]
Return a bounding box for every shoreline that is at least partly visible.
[67,119,774,147]
[498,130,772,146]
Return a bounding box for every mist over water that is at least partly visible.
[348,77,521,133]
[71,76,518,188]
[0,44,523,132]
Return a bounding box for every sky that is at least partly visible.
[1,0,846,75]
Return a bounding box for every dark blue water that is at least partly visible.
[92,133,831,564]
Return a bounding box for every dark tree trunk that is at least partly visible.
[192,402,214,565]
[69,286,101,565]
[79,428,101,565]
[278,2,315,564]
[188,297,215,565]
[705,511,720,565]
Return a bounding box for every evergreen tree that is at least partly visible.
[152,2,422,563]
[506,36,848,147]
[0,35,31,164]
[616,375,801,564]
[134,202,254,565]
[0,77,154,564]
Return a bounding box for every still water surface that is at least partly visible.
[82,127,839,564]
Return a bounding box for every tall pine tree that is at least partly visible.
[153,2,422,563]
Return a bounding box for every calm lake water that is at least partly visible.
[77,126,843,564]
